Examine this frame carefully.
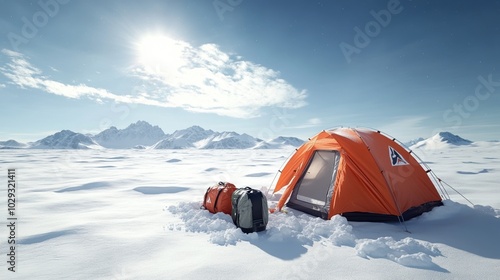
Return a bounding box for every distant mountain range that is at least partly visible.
[0,122,482,150]
[0,121,304,150]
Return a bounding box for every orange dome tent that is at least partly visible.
[273,128,443,222]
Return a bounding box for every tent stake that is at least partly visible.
[397,216,411,233]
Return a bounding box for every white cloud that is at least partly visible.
[1,39,307,118]
[0,83,5,88]
[131,37,307,118]
[0,49,132,103]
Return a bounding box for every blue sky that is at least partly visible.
[1,0,499,143]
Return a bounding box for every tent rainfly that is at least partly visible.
[273,128,443,222]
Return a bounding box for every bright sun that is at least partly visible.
[135,34,185,70]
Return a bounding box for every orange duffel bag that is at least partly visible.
[202,182,237,215]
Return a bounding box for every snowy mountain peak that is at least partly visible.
[252,136,304,149]
[0,139,28,149]
[30,130,101,149]
[200,131,260,149]
[152,125,216,149]
[169,126,214,141]
[94,120,165,148]
[411,132,472,150]
[185,125,208,132]
[404,137,425,148]
[434,132,472,145]
[270,136,304,146]
[125,120,162,132]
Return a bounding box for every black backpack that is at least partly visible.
[231,187,268,233]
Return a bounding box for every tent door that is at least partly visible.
[287,150,340,219]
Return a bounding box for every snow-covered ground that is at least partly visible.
[1,144,499,279]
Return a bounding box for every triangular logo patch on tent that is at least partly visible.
[206,197,212,204]
[389,146,409,166]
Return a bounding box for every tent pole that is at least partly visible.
[268,148,298,198]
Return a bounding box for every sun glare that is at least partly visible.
[135,34,186,71]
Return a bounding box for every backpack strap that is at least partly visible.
[201,186,211,209]
[249,190,264,230]
[213,183,226,212]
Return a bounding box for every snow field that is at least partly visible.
[0,144,499,279]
